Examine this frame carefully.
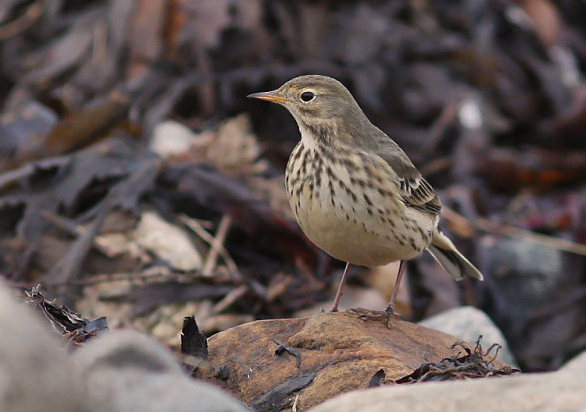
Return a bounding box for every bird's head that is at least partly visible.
[248,75,366,130]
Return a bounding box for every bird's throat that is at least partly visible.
[298,120,337,150]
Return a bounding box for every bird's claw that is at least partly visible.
[349,306,397,329]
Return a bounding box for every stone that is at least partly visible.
[150,120,196,158]
[0,281,88,412]
[307,370,586,412]
[561,349,586,372]
[195,311,507,411]
[73,330,251,412]
[478,236,562,332]
[477,236,565,367]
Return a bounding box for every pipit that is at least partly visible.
[248,75,483,327]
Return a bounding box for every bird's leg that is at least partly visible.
[383,259,407,328]
[330,262,351,312]
[353,260,407,328]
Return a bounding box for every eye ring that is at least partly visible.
[300,91,316,103]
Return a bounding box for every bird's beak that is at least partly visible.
[247,90,291,104]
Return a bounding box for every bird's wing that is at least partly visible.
[376,139,442,215]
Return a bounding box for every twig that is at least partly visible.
[6,268,168,288]
[0,2,44,41]
[422,101,460,156]
[180,214,240,279]
[40,210,111,256]
[211,284,248,314]
[203,214,232,277]
[442,206,586,256]
[420,156,452,177]
[5,267,239,289]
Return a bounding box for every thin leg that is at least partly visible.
[384,260,407,328]
[330,262,351,312]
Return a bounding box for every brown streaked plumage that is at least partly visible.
[248,75,483,327]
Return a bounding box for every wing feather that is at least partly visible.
[373,133,441,215]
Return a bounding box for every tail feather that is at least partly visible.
[427,231,483,281]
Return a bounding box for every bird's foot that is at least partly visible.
[349,306,397,329]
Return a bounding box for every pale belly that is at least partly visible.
[285,144,436,267]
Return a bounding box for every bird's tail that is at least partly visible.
[426,231,483,281]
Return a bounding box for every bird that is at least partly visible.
[248,75,483,327]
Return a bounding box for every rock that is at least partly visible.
[150,120,197,158]
[0,281,88,412]
[195,311,506,411]
[0,278,250,412]
[307,370,586,412]
[73,330,251,412]
[479,236,562,330]
[561,349,586,372]
[419,306,517,367]
[478,236,564,368]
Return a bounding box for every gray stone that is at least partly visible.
[479,236,562,316]
[480,236,562,287]
[0,281,88,412]
[73,330,251,412]
[419,306,517,367]
[308,370,586,412]
[561,349,586,372]
[477,236,564,351]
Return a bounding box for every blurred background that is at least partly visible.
[1,0,586,372]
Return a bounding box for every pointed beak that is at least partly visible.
[247,90,291,104]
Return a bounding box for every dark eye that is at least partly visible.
[300,91,315,103]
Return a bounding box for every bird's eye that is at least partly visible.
[300,91,315,103]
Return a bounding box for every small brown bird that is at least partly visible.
[248,75,483,327]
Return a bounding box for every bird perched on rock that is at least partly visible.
[248,75,483,327]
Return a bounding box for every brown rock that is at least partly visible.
[195,311,490,411]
